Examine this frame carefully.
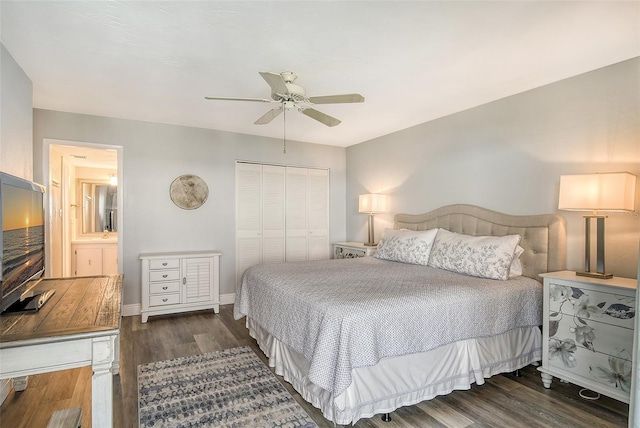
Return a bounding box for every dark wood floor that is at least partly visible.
[1,305,629,427]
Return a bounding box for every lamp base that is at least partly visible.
[364,242,377,247]
[576,271,613,280]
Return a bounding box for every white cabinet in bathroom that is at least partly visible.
[72,241,118,276]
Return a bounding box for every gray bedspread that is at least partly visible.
[234,257,542,396]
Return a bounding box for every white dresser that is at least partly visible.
[140,250,221,323]
[333,242,377,259]
[539,271,637,403]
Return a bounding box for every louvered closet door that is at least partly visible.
[308,168,330,260]
[262,165,286,264]
[285,167,309,262]
[183,257,212,303]
[236,163,262,285]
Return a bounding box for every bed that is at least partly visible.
[234,204,566,425]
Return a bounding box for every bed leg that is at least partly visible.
[381,413,392,422]
[513,369,522,377]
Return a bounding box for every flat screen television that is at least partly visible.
[1,171,52,313]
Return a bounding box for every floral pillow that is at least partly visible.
[374,228,438,265]
[428,229,522,280]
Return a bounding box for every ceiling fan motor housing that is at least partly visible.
[273,82,308,103]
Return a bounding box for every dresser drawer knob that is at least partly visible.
[162,274,168,278]
[162,298,168,302]
[162,286,168,290]
[162,262,168,266]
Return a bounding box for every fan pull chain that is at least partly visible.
[283,107,287,154]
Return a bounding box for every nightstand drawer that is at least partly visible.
[548,345,632,392]
[548,281,635,329]
[550,316,634,358]
[149,281,181,295]
[149,293,180,307]
[149,270,180,282]
[149,259,180,270]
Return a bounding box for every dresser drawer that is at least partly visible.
[149,270,180,282]
[149,293,180,307]
[149,281,180,295]
[149,258,180,270]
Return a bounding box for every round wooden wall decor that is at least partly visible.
[169,174,209,210]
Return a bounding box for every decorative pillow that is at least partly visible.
[428,229,522,280]
[374,228,438,265]
[508,245,525,278]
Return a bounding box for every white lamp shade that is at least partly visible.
[558,172,636,212]
[359,193,386,213]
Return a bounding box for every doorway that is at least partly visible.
[44,139,123,278]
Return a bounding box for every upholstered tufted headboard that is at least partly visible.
[394,204,566,282]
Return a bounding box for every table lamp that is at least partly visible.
[359,194,386,246]
[558,172,636,279]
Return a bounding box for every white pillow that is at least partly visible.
[428,229,522,280]
[508,245,525,278]
[375,228,438,265]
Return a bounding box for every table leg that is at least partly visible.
[541,372,553,389]
[111,332,120,375]
[13,376,28,392]
[92,335,116,428]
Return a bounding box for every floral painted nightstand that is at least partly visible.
[333,242,377,259]
[538,271,637,403]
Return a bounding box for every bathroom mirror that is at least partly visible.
[81,181,118,234]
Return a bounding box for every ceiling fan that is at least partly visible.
[205,71,364,127]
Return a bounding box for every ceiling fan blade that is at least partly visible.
[259,72,289,95]
[301,108,341,127]
[308,93,364,104]
[204,96,274,103]
[254,107,283,125]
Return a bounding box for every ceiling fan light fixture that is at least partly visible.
[205,70,363,128]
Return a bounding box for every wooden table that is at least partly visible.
[0,275,123,428]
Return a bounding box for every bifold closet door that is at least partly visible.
[236,162,330,285]
[262,165,286,264]
[236,163,262,285]
[285,167,309,262]
[307,168,329,260]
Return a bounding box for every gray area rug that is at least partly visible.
[138,346,318,428]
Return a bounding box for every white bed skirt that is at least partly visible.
[248,318,542,425]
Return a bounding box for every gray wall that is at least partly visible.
[347,58,640,279]
[32,110,346,305]
[1,43,33,180]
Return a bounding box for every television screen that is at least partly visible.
[1,172,46,313]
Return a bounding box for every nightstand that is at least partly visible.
[333,242,377,259]
[538,270,637,403]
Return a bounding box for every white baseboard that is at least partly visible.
[122,293,235,317]
[0,378,12,405]
[122,303,141,317]
[220,293,235,305]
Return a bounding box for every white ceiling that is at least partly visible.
[1,1,639,147]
